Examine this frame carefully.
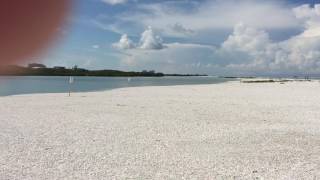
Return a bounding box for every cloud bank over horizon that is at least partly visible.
[111,3,320,75]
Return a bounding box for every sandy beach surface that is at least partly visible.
[1,81,320,179]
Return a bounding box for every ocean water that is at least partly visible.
[0,76,232,96]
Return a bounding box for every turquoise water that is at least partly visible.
[0,76,232,96]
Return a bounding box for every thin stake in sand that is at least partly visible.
[68,76,74,97]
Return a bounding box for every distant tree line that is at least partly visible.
[0,64,164,77]
[0,64,207,77]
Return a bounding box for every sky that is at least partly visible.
[38,0,320,76]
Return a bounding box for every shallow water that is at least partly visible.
[0,76,232,96]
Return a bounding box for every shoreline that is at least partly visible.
[1,81,320,179]
[1,79,317,97]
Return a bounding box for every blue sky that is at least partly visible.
[39,0,320,76]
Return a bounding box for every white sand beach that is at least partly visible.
[1,81,320,179]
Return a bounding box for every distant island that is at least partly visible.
[0,64,207,77]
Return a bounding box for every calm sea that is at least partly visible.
[0,76,232,96]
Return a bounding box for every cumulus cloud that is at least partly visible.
[217,3,320,74]
[139,26,164,50]
[101,0,127,5]
[222,23,270,53]
[112,34,136,49]
[293,4,320,37]
[113,27,165,50]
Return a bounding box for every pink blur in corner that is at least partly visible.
[0,0,71,66]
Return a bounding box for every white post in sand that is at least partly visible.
[68,76,74,97]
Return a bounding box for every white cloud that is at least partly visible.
[293,4,320,37]
[216,3,320,74]
[112,34,136,49]
[113,27,165,50]
[101,0,127,5]
[139,26,164,50]
[222,23,271,53]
